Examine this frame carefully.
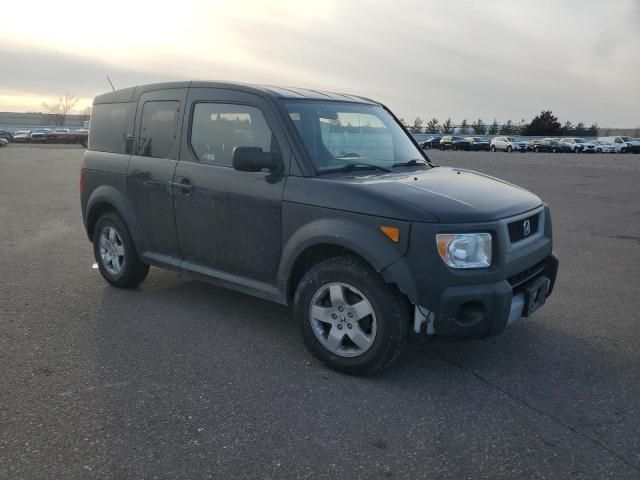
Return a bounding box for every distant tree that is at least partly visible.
[458,119,470,134]
[471,118,486,135]
[574,122,587,136]
[587,123,599,137]
[488,119,499,135]
[41,94,79,126]
[500,120,515,135]
[523,110,562,136]
[561,121,574,136]
[412,116,424,133]
[516,119,529,136]
[399,117,406,127]
[426,117,440,133]
[442,118,454,133]
[82,105,92,117]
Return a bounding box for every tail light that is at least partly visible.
[79,164,85,193]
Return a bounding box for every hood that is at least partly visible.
[384,167,541,222]
[285,167,542,223]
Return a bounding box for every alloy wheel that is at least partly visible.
[309,282,377,358]
[99,226,125,275]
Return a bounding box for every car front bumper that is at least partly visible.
[421,254,559,338]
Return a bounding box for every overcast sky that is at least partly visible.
[1,0,638,126]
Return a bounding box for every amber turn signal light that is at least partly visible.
[380,226,400,243]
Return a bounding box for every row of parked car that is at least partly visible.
[419,135,640,154]
[0,128,89,146]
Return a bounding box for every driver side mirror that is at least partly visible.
[232,147,282,172]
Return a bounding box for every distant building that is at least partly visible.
[0,112,90,131]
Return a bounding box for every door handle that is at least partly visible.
[171,177,194,195]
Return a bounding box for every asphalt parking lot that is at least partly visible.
[1,145,639,479]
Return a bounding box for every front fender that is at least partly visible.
[277,203,411,296]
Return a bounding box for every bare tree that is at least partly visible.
[412,116,424,133]
[471,119,486,135]
[82,105,92,117]
[442,118,454,134]
[426,118,440,133]
[41,94,80,126]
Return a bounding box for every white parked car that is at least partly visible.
[597,136,640,153]
[560,138,596,153]
[12,130,31,143]
[490,136,528,152]
[593,140,616,153]
[0,138,8,147]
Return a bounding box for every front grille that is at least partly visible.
[508,213,540,243]
[508,259,546,288]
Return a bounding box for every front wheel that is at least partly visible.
[506,145,513,152]
[93,211,149,288]
[621,147,627,153]
[597,148,602,153]
[490,145,496,152]
[294,256,409,375]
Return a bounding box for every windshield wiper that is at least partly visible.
[318,162,392,174]
[392,159,428,168]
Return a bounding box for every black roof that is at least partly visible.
[93,81,378,105]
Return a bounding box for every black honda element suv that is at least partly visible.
[81,82,558,374]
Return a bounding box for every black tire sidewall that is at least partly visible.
[294,257,407,374]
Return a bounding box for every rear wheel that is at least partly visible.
[294,256,409,375]
[93,211,149,288]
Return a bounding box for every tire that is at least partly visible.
[597,148,602,153]
[294,256,409,375]
[440,144,445,151]
[490,145,496,152]
[92,211,149,288]
[621,147,627,153]
[506,145,513,152]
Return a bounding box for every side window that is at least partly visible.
[138,101,180,158]
[89,102,131,153]
[190,103,275,167]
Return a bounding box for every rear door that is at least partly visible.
[127,88,187,260]
[173,88,290,283]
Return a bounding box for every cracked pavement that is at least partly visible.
[1,145,639,479]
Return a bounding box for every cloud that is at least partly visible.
[0,0,638,126]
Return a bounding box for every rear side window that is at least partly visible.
[190,103,275,167]
[138,101,180,159]
[89,103,130,153]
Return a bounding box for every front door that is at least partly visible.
[173,88,289,283]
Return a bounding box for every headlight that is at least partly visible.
[436,233,492,269]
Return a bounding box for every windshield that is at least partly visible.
[620,136,631,141]
[574,138,585,143]
[284,101,427,172]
